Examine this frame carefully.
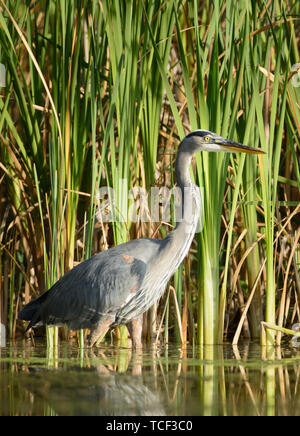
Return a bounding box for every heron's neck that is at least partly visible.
[175,150,193,189]
[174,150,200,234]
[162,150,200,270]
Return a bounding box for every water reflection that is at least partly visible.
[18,365,165,416]
[0,341,300,416]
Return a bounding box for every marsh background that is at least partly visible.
[0,0,300,349]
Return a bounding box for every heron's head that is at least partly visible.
[180,130,264,155]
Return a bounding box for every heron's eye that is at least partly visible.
[204,136,210,142]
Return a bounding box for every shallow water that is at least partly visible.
[1,340,300,416]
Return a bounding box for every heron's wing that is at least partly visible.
[38,252,147,329]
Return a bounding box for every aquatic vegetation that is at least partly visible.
[0,0,299,347]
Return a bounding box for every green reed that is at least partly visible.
[0,0,299,348]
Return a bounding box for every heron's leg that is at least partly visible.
[88,319,111,347]
[127,317,143,350]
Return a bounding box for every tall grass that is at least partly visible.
[0,0,299,348]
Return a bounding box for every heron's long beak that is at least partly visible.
[215,138,265,154]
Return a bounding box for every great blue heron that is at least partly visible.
[18,130,263,348]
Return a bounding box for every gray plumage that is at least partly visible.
[18,130,263,346]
